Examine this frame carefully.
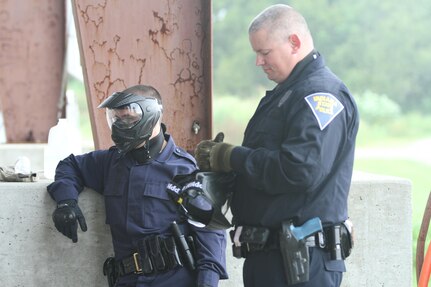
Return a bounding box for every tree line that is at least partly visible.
[212,0,431,113]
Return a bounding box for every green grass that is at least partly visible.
[356,113,431,148]
[354,158,430,240]
[213,95,260,145]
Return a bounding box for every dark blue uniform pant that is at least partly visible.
[114,266,195,287]
[243,247,344,287]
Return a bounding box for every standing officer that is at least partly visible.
[48,84,227,287]
[195,4,359,287]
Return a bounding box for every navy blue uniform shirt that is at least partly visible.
[230,51,359,229]
[48,133,227,287]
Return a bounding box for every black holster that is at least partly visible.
[103,257,118,287]
[279,220,310,285]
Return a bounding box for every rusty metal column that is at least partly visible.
[0,0,66,143]
[72,0,212,152]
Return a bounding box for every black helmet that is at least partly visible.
[166,171,235,230]
[98,91,163,154]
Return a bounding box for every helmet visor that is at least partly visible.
[106,103,143,130]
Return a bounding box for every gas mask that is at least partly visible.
[166,171,236,230]
[98,92,163,155]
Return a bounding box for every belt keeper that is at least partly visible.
[133,253,143,274]
[317,232,326,248]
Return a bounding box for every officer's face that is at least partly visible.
[249,29,299,84]
[106,103,143,130]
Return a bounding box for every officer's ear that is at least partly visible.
[288,34,301,52]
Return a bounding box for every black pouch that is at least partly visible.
[240,226,270,247]
[148,235,167,271]
[229,229,243,258]
[161,236,182,269]
[325,220,354,260]
[137,237,154,274]
[325,225,343,260]
[340,220,354,259]
[230,226,270,258]
[186,235,196,259]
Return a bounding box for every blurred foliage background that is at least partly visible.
[69,0,431,283]
[213,0,431,113]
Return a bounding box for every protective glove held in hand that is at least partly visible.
[52,199,87,243]
[210,142,235,172]
[195,132,225,171]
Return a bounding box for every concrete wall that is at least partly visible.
[0,180,112,287]
[0,172,411,287]
[343,172,412,287]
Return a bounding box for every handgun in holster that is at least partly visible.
[279,217,322,285]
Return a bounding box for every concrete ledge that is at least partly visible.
[0,180,112,287]
[343,172,412,287]
[0,171,412,287]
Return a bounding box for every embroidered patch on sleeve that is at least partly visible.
[304,93,344,130]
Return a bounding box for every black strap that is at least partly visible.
[116,235,184,277]
[240,229,327,253]
[116,254,143,276]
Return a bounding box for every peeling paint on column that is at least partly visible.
[0,0,66,143]
[72,0,212,151]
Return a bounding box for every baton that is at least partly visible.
[171,221,196,270]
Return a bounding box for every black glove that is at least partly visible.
[52,199,87,243]
[194,132,235,172]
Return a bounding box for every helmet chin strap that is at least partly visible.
[131,128,165,164]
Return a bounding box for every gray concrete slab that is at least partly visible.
[0,171,412,286]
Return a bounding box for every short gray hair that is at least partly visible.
[249,4,311,42]
[122,84,162,105]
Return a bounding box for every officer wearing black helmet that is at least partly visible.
[195,4,359,287]
[47,84,228,287]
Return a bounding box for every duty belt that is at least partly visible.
[116,253,147,276]
[245,230,326,252]
[116,235,183,277]
[230,225,327,259]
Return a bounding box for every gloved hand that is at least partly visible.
[52,199,87,243]
[194,132,235,172]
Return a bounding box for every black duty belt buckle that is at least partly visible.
[133,253,143,274]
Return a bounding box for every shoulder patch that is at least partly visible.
[304,93,344,130]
